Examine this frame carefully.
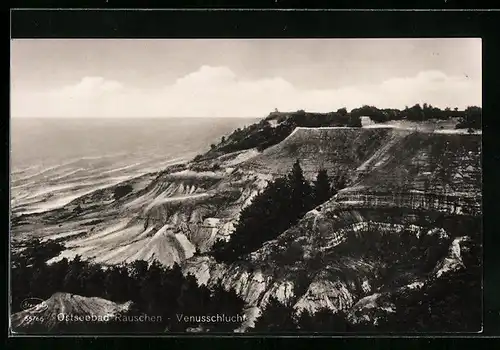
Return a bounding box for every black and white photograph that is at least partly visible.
[9,38,482,334]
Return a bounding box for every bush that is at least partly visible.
[281,241,304,265]
[456,106,481,130]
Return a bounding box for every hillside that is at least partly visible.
[15,126,480,266]
[182,127,482,331]
[10,110,482,333]
[194,109,362,163]
[241,127,396,179]
[193,104,480,164]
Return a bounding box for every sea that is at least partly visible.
[11,117,257,216]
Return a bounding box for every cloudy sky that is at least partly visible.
[11,38,481,118]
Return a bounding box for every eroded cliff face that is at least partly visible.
[14,160,272,266]
[182,128,481,329]
[241,127,398,180]
[12,126,482,330]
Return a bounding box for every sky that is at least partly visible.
[10,38,481,118]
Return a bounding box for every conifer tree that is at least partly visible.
[63,255,85,294]
[288,159,312,217]
[81,263,106,297]
[312,168,332,205]
[296,308,350,332]
[252,297,297,332]
[213,161,319,263]
[331,174,347,196]
[206,285,246,331]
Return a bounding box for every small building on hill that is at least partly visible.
[360,116,374,127]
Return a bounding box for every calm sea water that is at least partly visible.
[11,117,257,215]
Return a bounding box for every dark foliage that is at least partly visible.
[280,241,305,266]
[212,174,297,262]
[251,301,351,333]
[312,169,333,204]
[297,308,350,333]
[113,184,133,200]
[456,106,482,130]
[350,103,473,124]
[252,297,296,332]
[288,160,313,217]
[351,105,390,123]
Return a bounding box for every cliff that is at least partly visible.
[183,127,481,330]
[11,123,482,332]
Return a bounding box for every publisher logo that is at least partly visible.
[20,298,48,311]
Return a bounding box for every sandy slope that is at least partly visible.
[11,292,132,331]
[11,125,482,330]
[13,126,481,267]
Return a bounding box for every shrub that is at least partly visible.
[281,241,304,265]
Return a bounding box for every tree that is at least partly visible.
[337,107,348,116]
[213,162,313,263]
[312,169,332,205]
[103,265,130,302]
[331,174,348,196]
[297,308,350,332]
[348,115,362,127]
[212,239,230,262]
[212,175,294,262]
[288,160,312,217]
[47,258,69,296]
[252,297,297,332]
[206,285,246,331]
[221,136,226,143]
[456,106,481,130]
[81,264,106,297]
[281,241,305,266]
[407,104,425,121]
[350,105,386,123]
[174,274,212,330]
[63,255,85,294]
